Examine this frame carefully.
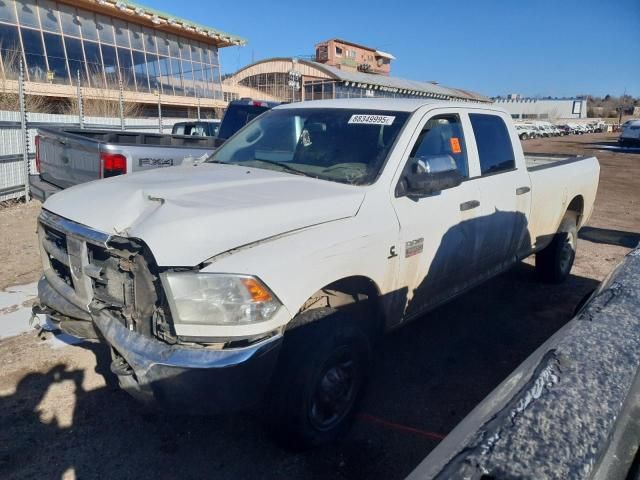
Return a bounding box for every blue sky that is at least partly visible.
[149,0,640,98]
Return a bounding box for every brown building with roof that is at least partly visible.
[314,39,394,76]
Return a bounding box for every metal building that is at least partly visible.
[223,57,490,104]
[493,97,589,120]
[0,0,245,115]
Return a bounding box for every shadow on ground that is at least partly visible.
[579,226,640,249]
[582,140,640,153]
[0,263,599,480]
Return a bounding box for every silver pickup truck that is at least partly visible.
[29,98,280,201]
[30,127,220,202]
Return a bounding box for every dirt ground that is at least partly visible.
[0,200,41,290]
[0,132,638,480]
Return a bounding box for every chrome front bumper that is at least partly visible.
[93,311,283,413]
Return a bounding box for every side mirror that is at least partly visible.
[401,154,463,197]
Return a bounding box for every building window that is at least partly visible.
[143,27,156,54]
[16,0,39,28]
[335,46,342,56]
[77,9,97,40]
[170,57,183,94]
[82,39,102,86]
[132,49,149,92]
[100,43,118,86]
[96,14,114,44]
[113,19,130,49]
[21,27,47,82]
[145,51,160,92]
[42,31,68,84]
[38,0,59,33]
[129,23,144,50]
[64,36,86,84]
[117,47,135,90]
[0,0,17,23]
[59,4,80,37]
[158,55,173,95]
[156,32,169,56]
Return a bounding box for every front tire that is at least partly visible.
[262,311,371,450]
[536,213,578,283]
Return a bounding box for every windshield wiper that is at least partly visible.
[249,159,310,177]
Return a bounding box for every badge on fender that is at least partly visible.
[405,238,424,257]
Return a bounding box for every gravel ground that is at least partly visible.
[0,132,638,480]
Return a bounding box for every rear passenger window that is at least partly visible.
[469,114,515,175]
[409,114,468,178]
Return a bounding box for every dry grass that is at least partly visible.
[0,48,50,113]
[63,96,143,118]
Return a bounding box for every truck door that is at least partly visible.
[466,112,532,277]
[392,111,483,321]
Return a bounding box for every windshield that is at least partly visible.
[207,108,410,185]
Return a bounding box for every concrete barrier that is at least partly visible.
[408,244,640,479]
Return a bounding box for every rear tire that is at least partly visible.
[262,310,371,450]
[536,213,578,283]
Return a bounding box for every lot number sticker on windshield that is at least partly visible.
[348,114,395,126]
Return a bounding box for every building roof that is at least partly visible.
[66,0,246,47]
[374,50,396,60]
[308,61,490,102]
[226,57,490,103]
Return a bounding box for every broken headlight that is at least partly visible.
[160,272,281,326]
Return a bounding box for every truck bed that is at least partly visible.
[33,127,220,201]
[524,153,588,171]
[49,128,221,148]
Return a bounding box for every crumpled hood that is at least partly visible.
[43,163,365,266]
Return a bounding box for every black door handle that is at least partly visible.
[460,200,480,211]
[516,186,531,195]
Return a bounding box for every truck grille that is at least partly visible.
[39,210,117,312]
[38,210,163,338]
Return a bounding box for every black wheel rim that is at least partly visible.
[309,348,359,432]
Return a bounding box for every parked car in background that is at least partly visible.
[619,119,640,146]
[171,120,221,137]
[515,123,536,140]
[35,98,600,448]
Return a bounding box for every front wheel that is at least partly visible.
[535,213,578,283]
[262,311,371,450]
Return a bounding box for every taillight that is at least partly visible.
[35,135,41,173]
[100,153,127,178]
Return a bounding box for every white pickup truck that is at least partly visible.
[34,98,599,448]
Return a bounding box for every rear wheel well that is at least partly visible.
[288,276,384,339]
[566,195,584,227]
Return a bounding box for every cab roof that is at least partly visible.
[275,98,502,113]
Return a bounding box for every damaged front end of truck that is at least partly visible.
[33,209,282,413]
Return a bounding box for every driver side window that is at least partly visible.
[409,114,469,178]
